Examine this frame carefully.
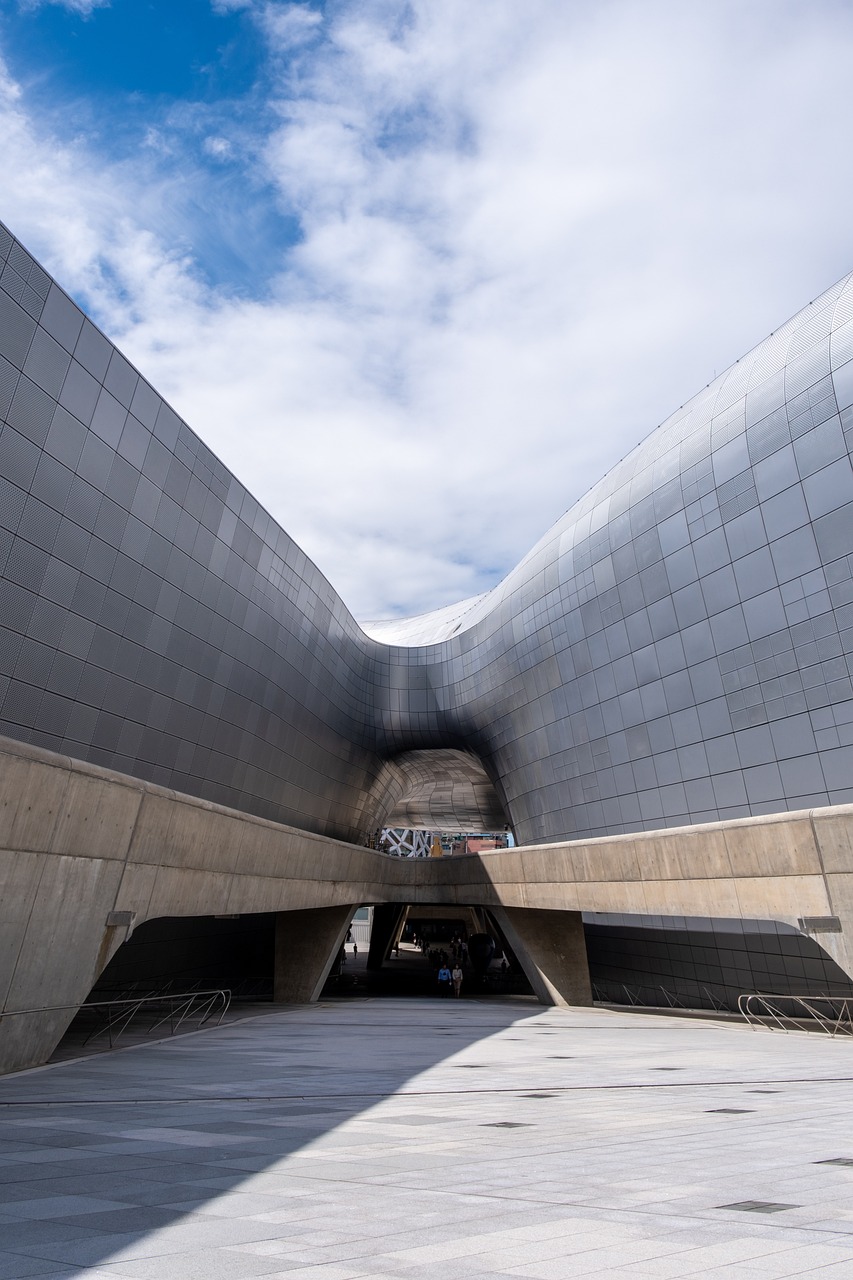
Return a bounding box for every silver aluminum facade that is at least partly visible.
[2,218,853,849]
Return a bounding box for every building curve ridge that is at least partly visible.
[365,270,853,657]
[359,591,490,646]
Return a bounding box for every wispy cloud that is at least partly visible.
[18,0,109,14]
[260,2,323,49]
[1,1,853,618]
[202,134,234,160]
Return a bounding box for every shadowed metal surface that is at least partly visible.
[380,749,507,831]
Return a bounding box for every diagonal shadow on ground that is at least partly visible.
[0,996,544,1277]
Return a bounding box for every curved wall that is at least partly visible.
[372,271,853,843]
[0,222,391,842]
[3,217,853,847]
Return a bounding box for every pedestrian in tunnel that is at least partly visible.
[452,963,463,998]
[438,963,452,996]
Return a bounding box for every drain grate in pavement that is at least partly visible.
[815,1158,853,1167]
[548,1055,574,1059]
[717,1201,798,1214]
[748,1089,780,1094]
[523,1093,557,1099]
[706,1108,754,1114]
[482,1121,532,1128]
[652,1067,682,1071]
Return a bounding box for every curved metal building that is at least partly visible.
[2,218,853,851]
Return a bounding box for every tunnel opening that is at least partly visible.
[334,746,532,998]
[53,903,853,1064]
[53,900,536,1064]
[60,900,853,1051]
[49,914,280,1062]
[325,903,534,1001]
[89,913,277,1002]
[370,747,510,836]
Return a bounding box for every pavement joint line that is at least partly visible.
[191,1170,853,1238]
[2,1075,853,1106]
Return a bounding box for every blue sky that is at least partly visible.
[2,0,299,293]
[6,0,261,100]
[1,1,853,619]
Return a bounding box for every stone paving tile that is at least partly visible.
[616,1270,776,1280]
[380,1266,521,1280]
[0,1218,105,1251]
[743,1243,853,1271]
[0,1197,131,1222]
[808,1217,853,1235]
[0,1253,79,1279]
[99,1250,301,1278]
[805,1266,853,1278]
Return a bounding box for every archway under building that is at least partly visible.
[48,898,853,1064]
[71,903,537,1017]
[372,747,510,836]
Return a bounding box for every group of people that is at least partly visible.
[437,960,464,997]
[414,933,468,998]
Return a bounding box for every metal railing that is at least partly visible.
[591,983,731,1013]
[2,989,232,1049]
[738,993,853,1037]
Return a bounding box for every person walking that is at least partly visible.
[452,963,463,998]
[438,963,452,996]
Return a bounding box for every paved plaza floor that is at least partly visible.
[2,998,853,1278]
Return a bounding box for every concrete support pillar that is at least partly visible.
[469,906,489,935]
[491,906,593,1007]
[367,904,406,970]
[273,905,355,1003]
[391,906,410,951]
[1,893,135,1076]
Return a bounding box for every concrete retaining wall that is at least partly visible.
[3,734,853,1072]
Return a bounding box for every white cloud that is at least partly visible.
[2,2,853,619]
[202,134,233,160]
[260,3,323,49]
[210,0,322,45]
[18,0,109,14]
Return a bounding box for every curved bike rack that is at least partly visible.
[738,993,853,1037]
[2,989,232,1051]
